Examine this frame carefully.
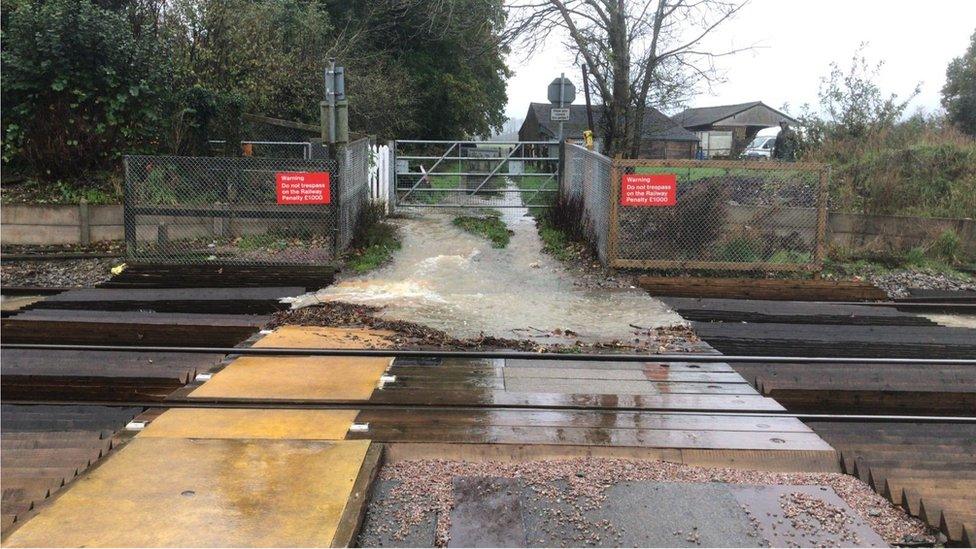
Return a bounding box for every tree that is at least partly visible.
[817,43,920,141]
[328,0,511,139]
[1,0,170,178]
[942,30,976,137]
[507,0,748,157]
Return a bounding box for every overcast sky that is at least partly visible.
[504,0,976,119]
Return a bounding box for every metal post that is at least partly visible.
[558,72,565,142]
[123,157,136,257]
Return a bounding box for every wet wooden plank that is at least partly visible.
[1,349,220,381]
[366,388,785,412]
[693,322,976,358]
[502,359,735,373]
[9,309,268,326]
[351,423,831,451]
[1,349,221,402]
[638,276,887,302]
[2,310,264,346]
[502,377,756,396]
[33,287,303,314]
[353,409,811,432]
[99,263,337,291]
[663,297,935,326]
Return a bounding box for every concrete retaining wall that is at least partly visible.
[3,203,974,259]
[1,204,124,245]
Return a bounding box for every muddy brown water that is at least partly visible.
[300,203,684,345]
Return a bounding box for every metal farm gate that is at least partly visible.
[392,140,560,211]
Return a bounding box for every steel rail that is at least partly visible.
[4,343,975,365]
[4,398,976,423]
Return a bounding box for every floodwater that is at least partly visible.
[301,191,684,344]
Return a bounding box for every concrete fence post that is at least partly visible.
[78,199,91,246]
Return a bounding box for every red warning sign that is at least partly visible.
[621,173,677,207]
[276,172,330,204]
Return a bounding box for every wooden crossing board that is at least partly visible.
[139,409,359,440]
[187,356,391,401]
[2,438,370,548]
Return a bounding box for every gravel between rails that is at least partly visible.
[868,269,976,300]
[362,458,935,547]
[1,258,118,287]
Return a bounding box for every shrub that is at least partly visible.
[929,229,962,264]
[1,0,170,178]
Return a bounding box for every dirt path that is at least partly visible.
[302,209,685,345]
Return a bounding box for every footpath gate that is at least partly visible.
[391,140,560,211]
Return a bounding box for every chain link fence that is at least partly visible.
[611,160,828,271]
[560,143,613,264]
[123,155,345,265]
[558,152,829,271]
[335,137,372,252]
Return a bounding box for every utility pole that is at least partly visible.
[321,58,348,159]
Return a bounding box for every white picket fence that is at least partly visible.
[369,143,392,213]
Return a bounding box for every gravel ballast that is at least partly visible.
[1,258,117,287]
[359,458,935,547]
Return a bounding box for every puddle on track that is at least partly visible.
[305,198,684,344]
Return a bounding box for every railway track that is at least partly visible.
[2,271,974,545]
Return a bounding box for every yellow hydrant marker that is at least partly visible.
[3,437,370,547]
[139,408,360,440]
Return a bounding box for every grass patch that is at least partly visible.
[515,163,559,217]
[537,217,583,262]
[346,204,401,273]
[1,176,121,204]
[452,214,511,248]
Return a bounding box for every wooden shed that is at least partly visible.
[518,103,699,158]
[674,101,798,158]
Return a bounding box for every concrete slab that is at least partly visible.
[730,484,887,548]
[357,479,438,548]
[520,481,761,547]
[254,326,395,349]
[448,477,526,547]
[138,408,359,440]
[188,356,391,401]
[4,438,370,547]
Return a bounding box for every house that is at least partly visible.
[517,103,699,158]
[673,101,798,158]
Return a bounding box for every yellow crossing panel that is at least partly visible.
[254,326,395,349]
[3,438,370,547]
[187,356,390,401]
[139,409,359,440]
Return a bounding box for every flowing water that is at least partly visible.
[303,188,685,344]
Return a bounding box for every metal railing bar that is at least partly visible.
[4,344,975,365]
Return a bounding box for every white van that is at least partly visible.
[740,127,780,160]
